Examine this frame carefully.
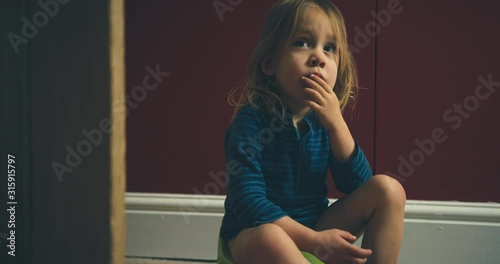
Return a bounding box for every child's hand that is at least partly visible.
[312,228,372,264]
[301,74,343,131]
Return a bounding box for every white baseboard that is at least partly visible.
[125,193,500,263]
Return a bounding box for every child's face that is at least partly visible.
[272,6,339,110]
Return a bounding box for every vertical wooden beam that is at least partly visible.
[109,0,126,263]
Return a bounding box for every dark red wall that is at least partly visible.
[126,0,500,202]
[375,0,500,201]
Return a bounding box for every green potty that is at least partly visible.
[301,251,324,264]
[217,238,324,264]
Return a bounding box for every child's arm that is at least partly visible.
[326,114,356,162]
[327,116,372,193]
[329,139,372,193]
[274,216,372,262]
[326,107,372,193]
[302,74,372,193]
[224,108,288,228]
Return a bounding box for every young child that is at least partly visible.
[218,1,406,263]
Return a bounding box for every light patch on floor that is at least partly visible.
[127,257,216,264]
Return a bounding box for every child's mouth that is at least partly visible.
[302,72,325,81]
[309,72,324,80]
[301,73,325,87]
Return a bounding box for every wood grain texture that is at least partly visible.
[110,0,126,263]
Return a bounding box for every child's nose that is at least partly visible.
[308,53,326,68]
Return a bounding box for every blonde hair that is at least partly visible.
[228,0,358,120]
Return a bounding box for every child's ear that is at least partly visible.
[260,54,275,76]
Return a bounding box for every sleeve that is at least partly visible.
[224,109,288,227]
[329,140,373,194]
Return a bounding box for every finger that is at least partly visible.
[305,99,321,110]
[338,230,357,242]
[309,73,333,94]
[301,75,329,98]
[344,243,372,258]
[343,235,357,243]
[303,87,326,105]
[344,255,368,264]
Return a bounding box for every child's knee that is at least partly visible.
[233,223,306,263]
[251,223,289,245]
[371,174,406,206]
[232,225,283,262]
[244,224,293,253]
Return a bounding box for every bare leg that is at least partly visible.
[314,174,406,264]
[228,223,310,264]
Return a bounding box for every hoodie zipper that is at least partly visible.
[294,116,312,192]
[296,130,308,192]
[296,139,302,192]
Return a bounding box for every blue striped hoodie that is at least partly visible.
[219,104,372,239]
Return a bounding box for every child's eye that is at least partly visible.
[294,39,310,48]
[324,44,337,53]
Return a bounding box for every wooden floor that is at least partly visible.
[127,257,216,264]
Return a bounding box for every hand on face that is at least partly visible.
[301,73,342,129]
